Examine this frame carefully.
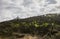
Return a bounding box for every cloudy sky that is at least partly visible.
[0,0,60,22]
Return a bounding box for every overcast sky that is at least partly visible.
[0,0,60,22]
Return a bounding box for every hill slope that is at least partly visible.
[0,14,60,39]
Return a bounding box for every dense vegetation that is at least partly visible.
[0,14,60,39]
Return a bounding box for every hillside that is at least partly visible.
[0,14,60,39]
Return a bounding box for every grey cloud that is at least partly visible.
[5,6,22,11]
[49,6,60,12]
[40,8,45,12]
[46,0,57,4]
[23,0,33,7]
[0,0,60,22]
[49,9,56,12]
[56,6,60,9]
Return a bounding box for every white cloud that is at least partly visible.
[0,0,60,22]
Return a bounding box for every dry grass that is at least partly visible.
[0,34,43,39]
[23,34,43,39]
